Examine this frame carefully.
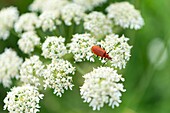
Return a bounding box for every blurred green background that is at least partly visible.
[0,0,170,113]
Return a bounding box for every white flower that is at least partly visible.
[106,2,144,30]
[18,31,40,54]
[98,34,132,69]
[29,0,48,12]
[19,56,44,87]
[14,13,39,33]
[67,33,96,62]
[61,3,85,26]
[29,0,69,12]
[0,7,19,40]
[4,84,44,113]
[73,0,107,10]
[43,59,75,97]
[0,48,22,87]
[42,36,67,59]
[80,67,126,110]
[38,10,61,31]
[84,11,112,38]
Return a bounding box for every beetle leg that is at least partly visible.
[102,59,108,66]
[107,49,112,54]
[97,44,101,47]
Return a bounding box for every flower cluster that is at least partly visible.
[0,7,19,40]
[14,13,39,33]
[29,0,69,12]
[80,67,126,110]
[42,36,67,59]
[0,48,22,87]
[0,0,145,112]
[61,3,85,26]
[73,0,108,10]
[4,84,44,113]
[84,11,112,38]
[67,33,96,62]
[98,34,132,69]
[18,31,40,54]
[43,59,75,97]
[19,55,44,87]
[106,2,144,30]
[38,10,61,31]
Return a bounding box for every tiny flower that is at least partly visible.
[84,11,112,38]
[43,59,75,97]
[0,48,22,87]
[98,34,132,69]
[67,33,96,62]
[106,2,144,30]
[61,3,85,26]
[0,6,19,40]
[73,0,107,10]
[29,0,69,12]
[80,67,125,110]
[42,36,67,59]
[4,84,44,113]
[14,13,39,33]
[19,55,44,87]
[18,31,40,54]
[38,10,61,31]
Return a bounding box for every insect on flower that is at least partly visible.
[91,45,112,60]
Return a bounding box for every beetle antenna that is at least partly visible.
[107,49,112,54]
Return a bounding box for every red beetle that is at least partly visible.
[91,45,112,60]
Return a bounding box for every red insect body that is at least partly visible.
[91,45,112,60]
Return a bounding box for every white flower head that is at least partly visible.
[0,48,22,87]
[67,33,96,62]
[84,11,112,38]
[0,6,19,40]
[80,67,126,110]
[61,3,85,26]
[4,84,44,113]
[29,0,69,12]
[43,59,75,97]
[14,13,39,33]
[106,2,144,30]
[98,34,132,69]
[38,10,61,32]
[19,56,44,87]
[29,0,48,12]
[18,31,40,54]
[73,0,107,10]
[42,36,67,59]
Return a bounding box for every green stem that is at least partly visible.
[74,64,86,75]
